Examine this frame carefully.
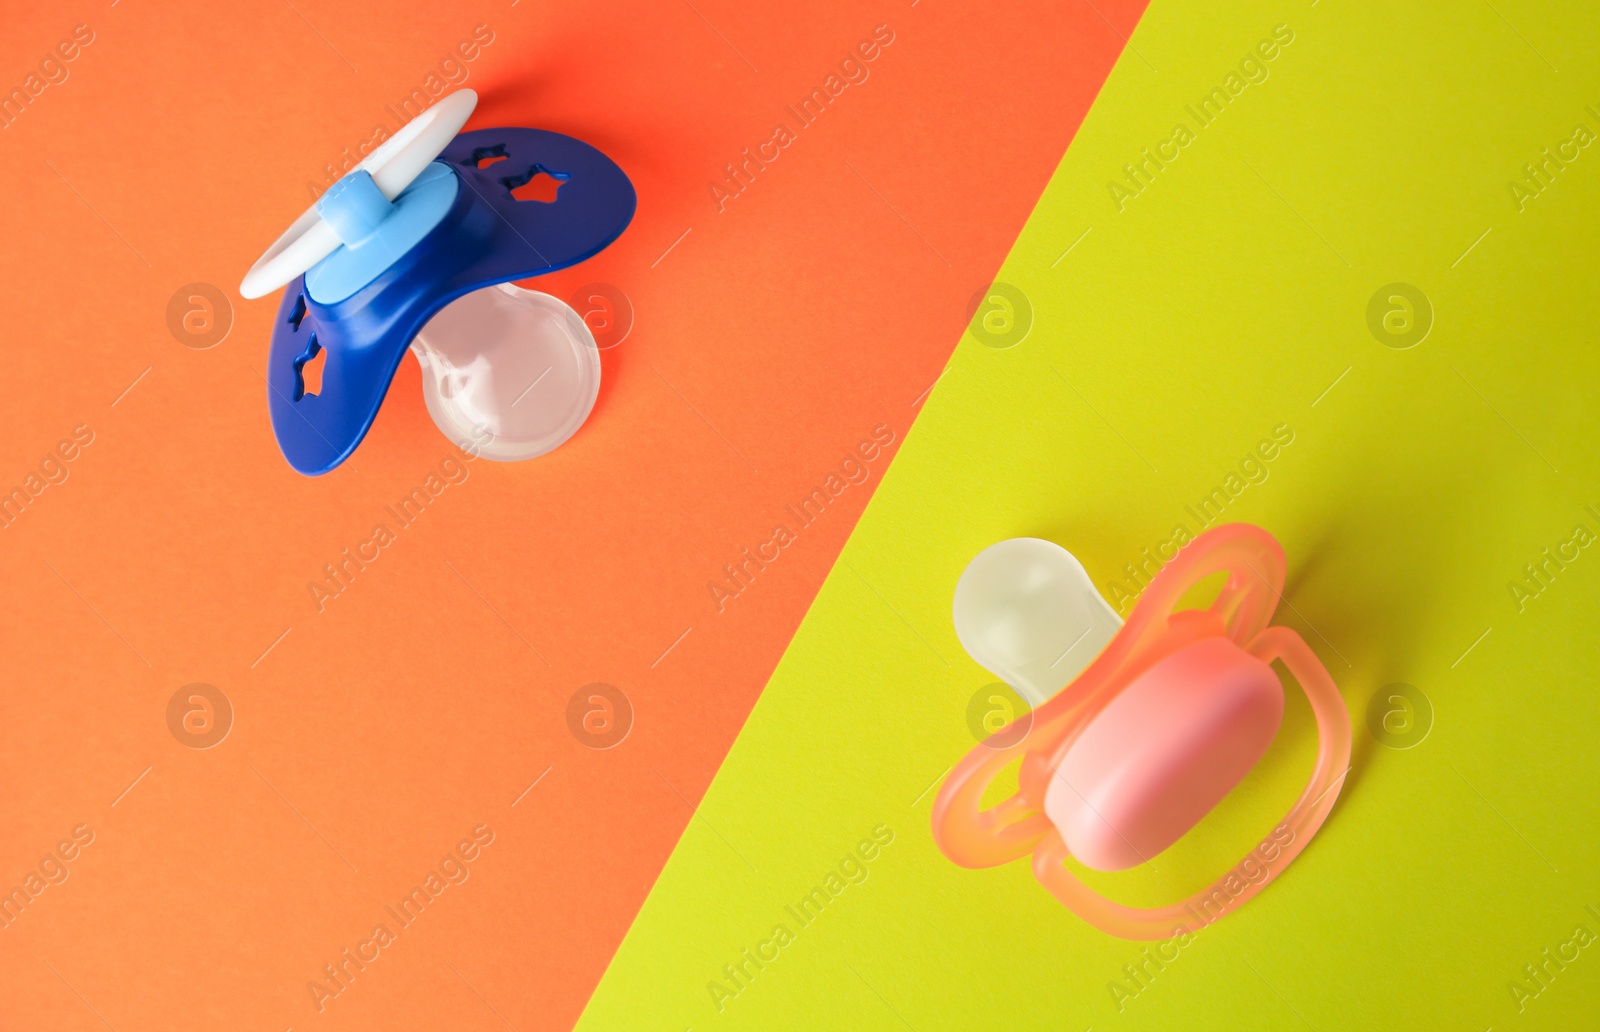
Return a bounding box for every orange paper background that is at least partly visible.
[0,1,1140,1028]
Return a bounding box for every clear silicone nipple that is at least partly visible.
[952,538,1124,706]
[410,282,601,461]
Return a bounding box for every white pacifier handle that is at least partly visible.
[239,89,479,300]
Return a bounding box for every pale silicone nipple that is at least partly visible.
[951,538,1124,705]
[410,282,600,461]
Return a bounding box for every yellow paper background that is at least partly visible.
[579,1,1600,1028]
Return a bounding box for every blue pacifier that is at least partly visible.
[240,90,636,474]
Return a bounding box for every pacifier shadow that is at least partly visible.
[471,71,657,197]
[1281,476,1480,867]
[1272,527,1376,809]
[469,78,559,136]
[472,56,704,179]
[578,328,625,428]
[369,350,441,456]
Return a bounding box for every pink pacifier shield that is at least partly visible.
[1043,636,1283,871]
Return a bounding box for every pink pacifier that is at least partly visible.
[931,523,1350,939]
